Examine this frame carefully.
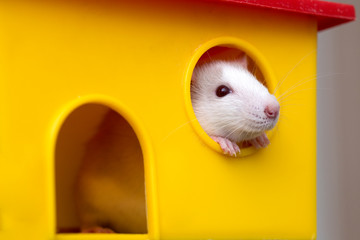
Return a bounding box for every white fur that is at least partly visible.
[191,60,279,143]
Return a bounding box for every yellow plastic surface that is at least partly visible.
[0,0,317,239]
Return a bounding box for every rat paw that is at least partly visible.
[249,133,270,149]
[81,226,115,233]
[211,136,240,156]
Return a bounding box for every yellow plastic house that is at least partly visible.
[0,0,355,239]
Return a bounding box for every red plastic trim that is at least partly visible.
[205,0,356,31]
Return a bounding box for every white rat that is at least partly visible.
[191,55,280,156]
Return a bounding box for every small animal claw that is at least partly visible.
[211,136,240,156]
[249,133,270,149]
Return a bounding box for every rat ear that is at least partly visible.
[237,52,248,69]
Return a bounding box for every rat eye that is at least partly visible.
[216,85,232,97]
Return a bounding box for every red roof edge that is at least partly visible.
[209,0,356,31]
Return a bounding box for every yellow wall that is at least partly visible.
[0,0,317,239]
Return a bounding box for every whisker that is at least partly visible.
[277,77,317,100]
[162,118,197,142]
[273,49,316,94]
[276,73,343,100]
[225,127,241,140]
[279,88,317,101]
[280,103,308,107]
[272,120,281,137]
[279,93,327,105]
[251,60,257,76]
[206,51,214,61]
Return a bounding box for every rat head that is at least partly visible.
[191,56,280,142]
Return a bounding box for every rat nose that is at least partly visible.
[264,104,280,119]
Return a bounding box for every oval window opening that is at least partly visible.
[190,45,278,156]
[55,103,148,234]
[195,46,266,87]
